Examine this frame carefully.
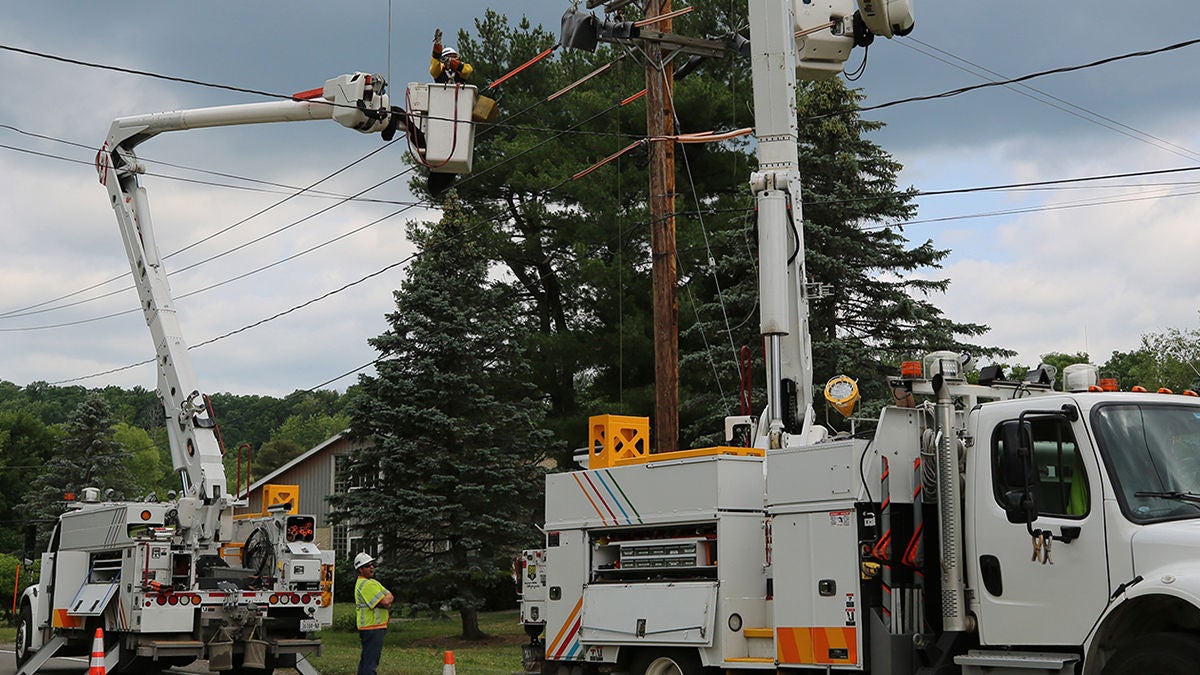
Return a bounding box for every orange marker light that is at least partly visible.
[1099,378,1119,392]
[1131,386,1148,393]
[900,361,922,378]
[1158,388,1174,394]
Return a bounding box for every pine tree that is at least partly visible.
[415,7,1012,450]
[329,200,550,639]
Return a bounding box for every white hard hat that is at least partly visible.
[441,46,459,58]
[354,552,376,569]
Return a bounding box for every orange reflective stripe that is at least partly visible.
[777,627,857,665]
[53,609,83,628]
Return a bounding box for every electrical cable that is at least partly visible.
[900,38,1200,164]
[42,85,627,379]
[2,49,621,320]
[27,36,1200,387]
[663,67,738,406]
[818,37,1200,119]
[10,30,1193,319]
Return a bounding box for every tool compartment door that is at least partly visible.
[582,581,717,646]
[68,581,119,617]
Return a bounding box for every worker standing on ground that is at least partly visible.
[431,28,474,83]
[354,552,394,675]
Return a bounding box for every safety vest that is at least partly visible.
[355,577,390,630]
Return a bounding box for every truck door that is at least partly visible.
[969,410,1109,646]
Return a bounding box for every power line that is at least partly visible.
[824,37,1200,118]
[25,34,1200,384]
[1,122,422,202]
[899,39,1200,164]
[43,80,626,381]
[0,48,619,320]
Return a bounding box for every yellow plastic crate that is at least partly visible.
[588,415,650,468]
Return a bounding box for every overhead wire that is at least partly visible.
[17,33,1200,386]
[898,38,1200,164]
[1,47,630,320]
[660,64,738,408]
[836,36,1200,118]
[44,48,632,383]
[0,141,413,320]
[218,38,1200,389]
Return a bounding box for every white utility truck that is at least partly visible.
[521,2,1200,675]
[15,73,477,675]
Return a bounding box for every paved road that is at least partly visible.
[0,645,313,675]
[0,646,89,674]
[0,645,216,675]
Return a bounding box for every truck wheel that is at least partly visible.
[629,649,703,675]
[1104,632,1200,675]
[14,604,33,668]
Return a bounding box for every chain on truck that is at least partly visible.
[14,70,478,675]
[520,2,1200,675]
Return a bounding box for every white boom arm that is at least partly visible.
[748,0,911,449]
[96,73,399,508]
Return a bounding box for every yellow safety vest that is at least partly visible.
[355,577,390,630]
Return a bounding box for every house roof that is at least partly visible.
[241,429,351,497]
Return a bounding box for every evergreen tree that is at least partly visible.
[0,411,56,553]
[20,393,136,529]
[329,200,550,639]
[421,6,1013,450]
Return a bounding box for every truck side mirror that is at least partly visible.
[1002,489,1038,525]
[24,522,38,561]
[999,420,1037,525]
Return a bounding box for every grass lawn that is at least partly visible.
[307,606,529,675]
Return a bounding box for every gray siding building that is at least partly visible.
[238,431,373,560]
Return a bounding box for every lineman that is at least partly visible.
[354,552,394,675]
[431,29,474,83]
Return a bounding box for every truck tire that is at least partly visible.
[1103,632,1200,675]
[14,603,33,669]
[629,649,704,675]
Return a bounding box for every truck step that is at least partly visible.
[954,650,1078,675]
[725,657,775,663]
[272,638,324,649]
[743,628,774,639]
[136,640,204,658]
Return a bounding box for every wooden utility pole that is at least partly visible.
[644,0,678,453]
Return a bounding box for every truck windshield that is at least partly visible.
[1094,403,1200,523]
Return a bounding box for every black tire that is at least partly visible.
[14,603,33,669]
[1104,632,1200,675]
[628,649,704,675]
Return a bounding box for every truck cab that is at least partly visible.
[967,393,1200,673]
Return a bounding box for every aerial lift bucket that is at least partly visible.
[405,82,477,174]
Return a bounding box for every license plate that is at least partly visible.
[300,619,322,632]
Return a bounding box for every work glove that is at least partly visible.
[448,58,462,72]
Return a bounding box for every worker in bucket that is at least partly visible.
[431,29,474,83]
[354,552,394,675]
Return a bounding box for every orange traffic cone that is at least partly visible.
[442,650,456,675]
[89,627,106,675]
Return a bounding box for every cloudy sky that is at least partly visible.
[2,1,1198,399]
